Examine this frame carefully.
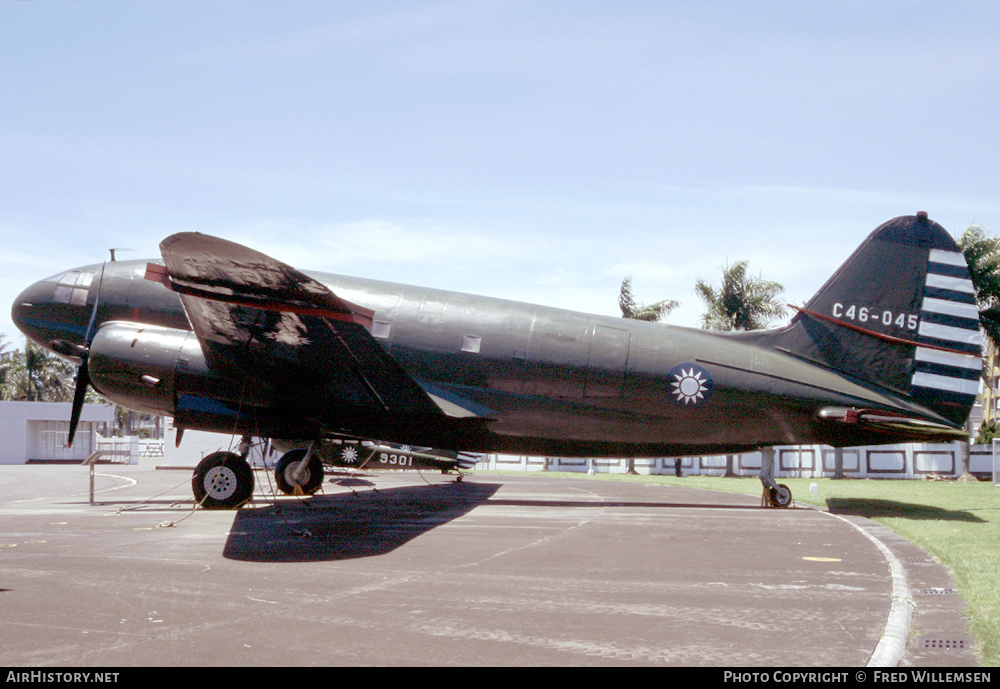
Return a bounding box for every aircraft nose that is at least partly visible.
[11,280,54,343]
[11,269,97,350]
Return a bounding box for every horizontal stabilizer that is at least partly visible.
[327,439,478,471]
[818,407,969,439]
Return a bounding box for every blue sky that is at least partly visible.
[2,1,999,344]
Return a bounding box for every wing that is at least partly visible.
[148,234,375,326]
[147,232,444,424]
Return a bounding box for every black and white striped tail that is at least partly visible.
[912,248,982,411]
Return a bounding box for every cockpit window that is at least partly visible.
[50,271,94,306]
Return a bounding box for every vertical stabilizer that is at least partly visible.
[775,214,981,426]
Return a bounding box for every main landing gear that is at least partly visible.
[189,437,464,508]
[189,439,327,509]
[274,446,324,496]
[192,450,255,510]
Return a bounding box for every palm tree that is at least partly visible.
[20,342,77,402]
[957,224,1000,449]
[618,277,679,322]
[957,223,1000,351]
[0,334,25,401]
[694,260,787,331]
[0,335,106,406]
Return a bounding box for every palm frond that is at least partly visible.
[619,276,677,323]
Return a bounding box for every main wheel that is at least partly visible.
[275,448,325,496]
[192,451,254,509]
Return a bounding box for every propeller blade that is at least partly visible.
[84,263,105,345]
[68,263,105,448]
[68,359,90,448]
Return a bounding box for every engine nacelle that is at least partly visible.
[87,321,309,437]
[87,322,214,416]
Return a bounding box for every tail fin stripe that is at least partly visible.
[917,321,982,348]
[921,297,981,320]
[911,372,980,396]
[925,273,976,295]
[915,347,981,370]
[928,249,968,267]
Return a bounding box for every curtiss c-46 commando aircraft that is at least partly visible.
[11,213,982,509]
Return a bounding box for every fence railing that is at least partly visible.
[94,438,136,465]
[477,441,996,480]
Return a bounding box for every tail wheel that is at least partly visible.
[769,484,793,508]
[275,448,325,496]
[192,451,254,509]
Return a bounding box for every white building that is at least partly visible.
[0,401,115,464]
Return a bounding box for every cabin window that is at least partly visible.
[461,335,482,354]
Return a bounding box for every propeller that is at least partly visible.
[62,264,105,448]
[67,356,91,447]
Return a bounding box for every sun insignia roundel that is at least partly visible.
[668,363,713,406]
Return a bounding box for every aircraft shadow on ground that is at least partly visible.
[223,480,501,563]
[826,498,986,523]
[223,477,779,563]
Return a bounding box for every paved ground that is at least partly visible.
[0,463,979,667]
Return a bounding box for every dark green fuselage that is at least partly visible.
[12,259,951,457]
